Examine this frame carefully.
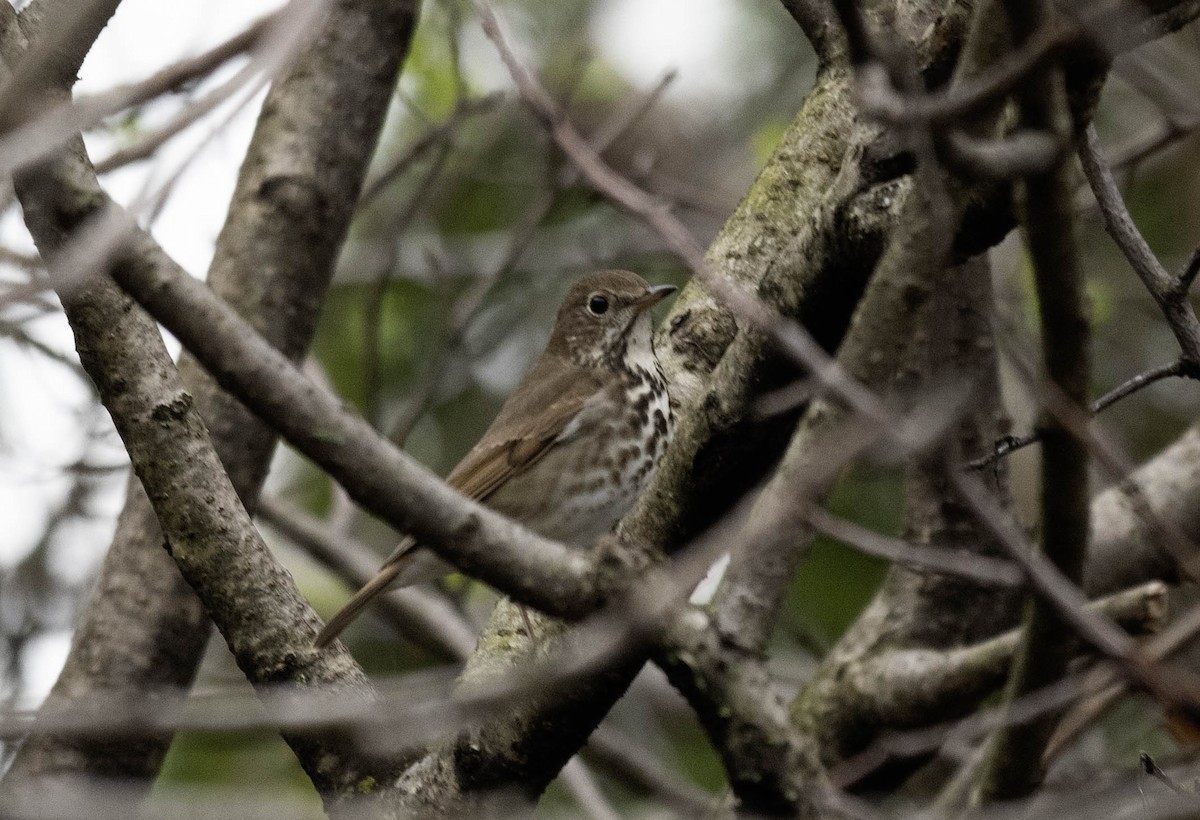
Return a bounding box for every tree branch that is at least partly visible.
[3,0,422,793]
[976,0,1092,798]
[13,145,394,803]
[967,358,1194,469]
[1080,123,1200,365]
[778,0,845,66]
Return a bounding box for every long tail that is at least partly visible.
[314,560,406,648]
[314,544,450,648]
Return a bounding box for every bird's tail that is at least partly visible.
[313,543,448,649]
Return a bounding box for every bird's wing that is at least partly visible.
[444,352,607,501]
[314,354,606,649]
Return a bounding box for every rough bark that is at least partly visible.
[789,256,1023,769]
[3,0,420,791]
[1085,425,1200,595]
[12,136,396,805]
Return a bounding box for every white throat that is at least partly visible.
[622,312,659,375]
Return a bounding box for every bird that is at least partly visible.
[314,270,676,648]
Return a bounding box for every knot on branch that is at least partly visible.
[150,391,194,425]
[258,174,327,223]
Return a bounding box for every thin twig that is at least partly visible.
[1080,124,1200,363]
[1108,118,1195,170]
[1177,243,1200,297]
[805,506,1025,586]
[356,93,501,209]
[0,8,290,177]
[990,329,1200,591]
[954,473,1136,665]
[473,0,706,275]
[0,317,87,377]
[968,359,1193,469]
[362,141,451,427]
[91,4,320,174]
[559,758,623,820]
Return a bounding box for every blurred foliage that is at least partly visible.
[780,466,899,652]
[154,731,322,818]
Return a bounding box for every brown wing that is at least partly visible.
[314,352,607,649]
[445,351,608,501]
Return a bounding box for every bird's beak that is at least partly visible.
[633,284,677,314]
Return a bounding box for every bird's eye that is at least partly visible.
[587,294,609,316]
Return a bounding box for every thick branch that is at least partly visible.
[1085,423,1200,595]
[13,144,394,803]
[4,0,421,791]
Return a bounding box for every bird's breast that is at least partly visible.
[486,365,672,547]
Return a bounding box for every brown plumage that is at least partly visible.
[314,270,675,648]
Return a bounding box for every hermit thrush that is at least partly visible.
[315,270,675,648]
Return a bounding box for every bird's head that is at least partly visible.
[547,270,676,370]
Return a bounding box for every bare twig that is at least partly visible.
[968,358,1193,469]
[559,758,623,820]
[0,7,303,178]
[91,9,319,174]
[1080,123,1200,364]
[0,317,87,377]
[1178,243,1200,296]
[1108,117,1197,170]
[954,474,1135,665]
[472,0,706,276]
[356,92,501,209]
[362,141,452,427]
[0,245,42,269]
[805,506,1024,586]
